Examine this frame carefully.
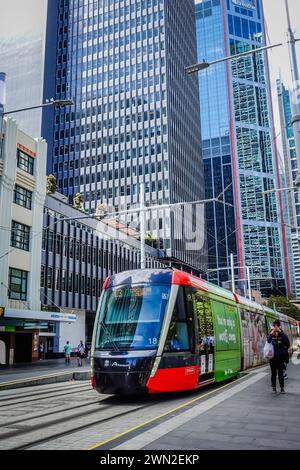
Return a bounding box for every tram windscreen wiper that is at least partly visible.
[100,321,120,352]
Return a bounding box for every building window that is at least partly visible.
[8,268,28,301]
[17,149,34,175]
[11,221,30,251]
[13,185,33,210]
[41,265,45,287]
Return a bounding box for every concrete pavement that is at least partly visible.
[0,357,91,390]
[139,363,300,450]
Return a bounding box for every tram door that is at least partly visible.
[193,290,215,383]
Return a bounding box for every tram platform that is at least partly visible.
[111,362,300,451]
[0,357,91,390]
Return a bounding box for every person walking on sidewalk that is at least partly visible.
[63,341,72,365]
[39,342,44,360]
[77,340,85,367]
[267,320,290,394]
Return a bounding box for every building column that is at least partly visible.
[28,137,47,311]
[0,119,17,306]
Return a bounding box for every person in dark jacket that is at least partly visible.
[267,320,290,393]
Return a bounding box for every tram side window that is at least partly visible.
[193,291,214,353]
[164,287,189,352]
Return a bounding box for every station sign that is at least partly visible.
[232,0,256,10]
[4,309,76,323]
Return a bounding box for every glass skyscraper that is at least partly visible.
[42,0,206,273]
[0,0,48,137]
[195,0,290,297]
[277,79,299,298]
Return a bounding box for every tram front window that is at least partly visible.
[95,285,170,350]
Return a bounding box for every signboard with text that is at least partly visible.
[232,0,256,10]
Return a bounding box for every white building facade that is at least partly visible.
[0,117,76,364]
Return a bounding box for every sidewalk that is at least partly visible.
[0,357,91,390]
[143,363,300,450]
[110,362,300,451]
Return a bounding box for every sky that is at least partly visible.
[0,0,299,137]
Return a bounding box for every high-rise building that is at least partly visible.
[0,0,48,137]
[42,0,206,273]
[195,0,290,297]
[277,78,300,298]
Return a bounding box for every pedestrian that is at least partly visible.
[267,320,290,394]
[63,341,72,365]
[77,340,85,367]
[39,342,44,360]
[84,344,90,359]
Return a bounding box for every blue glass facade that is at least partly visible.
[43,0,206,273]
[196,0,289,296]
[277,79,299,298]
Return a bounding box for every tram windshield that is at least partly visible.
[95,284,170,350]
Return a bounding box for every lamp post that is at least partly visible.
[184,42,286,74]
[0,74,74,159]
[2,99,74,116]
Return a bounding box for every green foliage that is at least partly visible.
[95,203,107,220]
[73,192,84,211]
[46,174,57,194]
[145,231,157,248]
[265,295,300,321]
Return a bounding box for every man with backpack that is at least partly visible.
[267,320,290,394]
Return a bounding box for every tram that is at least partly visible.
[90,269,299,394]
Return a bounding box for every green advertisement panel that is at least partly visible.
[211,298,241,382]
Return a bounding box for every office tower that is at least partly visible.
[196,0,290,297]
[0,0,48,136]
[277,79,299,298]
[42,0,206,273]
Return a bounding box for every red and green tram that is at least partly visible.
[90,269,298,394]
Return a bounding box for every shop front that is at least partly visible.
[0,309,76,365]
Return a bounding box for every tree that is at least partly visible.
[73,192,84,211]
[265,295,300,321]
[46,174,57,194]
[145,231,157,248]
[95,203,107,220]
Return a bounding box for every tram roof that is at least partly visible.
[106,269,174,288]
[106,269,236,302]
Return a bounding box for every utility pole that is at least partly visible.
[140,183,146,270]
[246,267,251,301]
[0,73,6,144]
[285,0,300,189]
[230,253,235,294]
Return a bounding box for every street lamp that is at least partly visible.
[2,99,74,116]
[0,72,74,159]
[185,42,285,74]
